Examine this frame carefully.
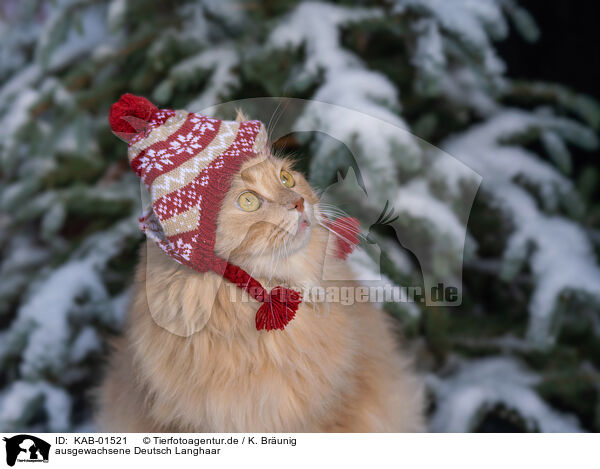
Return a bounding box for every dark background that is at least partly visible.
[499,0,600,201]
[499,1,599,102]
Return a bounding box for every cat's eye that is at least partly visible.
[280,170,295,188]
[237,191,261,212]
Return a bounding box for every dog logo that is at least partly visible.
[3,435,50,466]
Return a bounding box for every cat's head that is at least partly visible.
[214,154,321,266]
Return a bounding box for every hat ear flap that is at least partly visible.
[143,241,213,336]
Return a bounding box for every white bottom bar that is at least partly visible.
[1,433,596,469]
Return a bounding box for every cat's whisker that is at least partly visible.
[267,229,284,289]
[319,202,348,207]
[323,221,367,242]
[318,202,351,212]
[267,99,288,141]
[316,204,350,214]
[316,208,364,227]
[283,237,296,290]
[317,221,364,248]
[282,238,291,303]
[233,224,283,319]
[260,230,282,284]
[233,228,281,325]
[266,99,284,141]
[317,217,367,243]
[243,221,293,294]
[317,213,354,224]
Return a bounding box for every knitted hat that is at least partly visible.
[110,94,360,331]
[110,93,305,330]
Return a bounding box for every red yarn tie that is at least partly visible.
[222,262,302,331]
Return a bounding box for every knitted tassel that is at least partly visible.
[222,261,302,331]
[255,286,302,331]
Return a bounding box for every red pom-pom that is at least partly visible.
[109,93,158,135]
[221,261,301,331]
[255,286,302,331]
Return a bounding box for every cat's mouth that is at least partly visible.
[296,217,311,236]
[290,211,312,249]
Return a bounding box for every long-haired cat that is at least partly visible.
[97,116,424,432]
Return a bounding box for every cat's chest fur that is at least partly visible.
[128,241,360,431]
[135,296,360,432]
[99,241,424,432]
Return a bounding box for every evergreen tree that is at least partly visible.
[0,0,598,431]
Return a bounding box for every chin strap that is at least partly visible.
[221,262,302,331]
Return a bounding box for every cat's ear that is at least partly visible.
[235,109,249,123]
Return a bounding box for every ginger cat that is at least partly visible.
[97,127,424,432]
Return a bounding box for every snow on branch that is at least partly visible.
[269,2,420,201]
[441,109,600,346]
[429,357,583,432]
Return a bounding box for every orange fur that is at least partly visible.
[96,154,424,432]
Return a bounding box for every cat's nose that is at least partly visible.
[289,197,305,213]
